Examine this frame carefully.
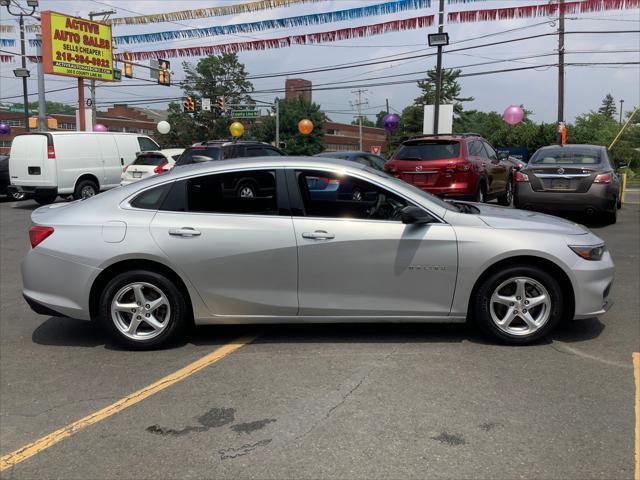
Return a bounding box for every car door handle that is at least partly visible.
[169,227,201,237]
[302,230,335,240]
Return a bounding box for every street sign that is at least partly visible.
[40,11,115,82]
[371,145,382,155]
[201,98,211,112]
[231,110,260,118]
[113,68,121,82]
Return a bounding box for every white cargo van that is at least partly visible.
[9,132,160,205]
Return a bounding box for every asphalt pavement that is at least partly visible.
[0,197,638,480]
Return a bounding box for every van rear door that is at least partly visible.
[8,133,56,188]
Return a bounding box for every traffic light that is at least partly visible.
[216,96,225,112]
[183,96,196,113]
[158,59,171,86]
[123,52,133,79]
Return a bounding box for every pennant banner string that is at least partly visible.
[448,0,639,23]
[0,25,15,33]
[0,39,15,47]
[110,16,434,61]
[108,0,322,26]
[111,0,432,45]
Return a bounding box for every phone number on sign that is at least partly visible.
[55,51,110,68]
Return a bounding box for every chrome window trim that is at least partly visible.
[535,173,591,179]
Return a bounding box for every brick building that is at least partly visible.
[323,121,388,154]
[0,104,165,155]
[285,78,312,102]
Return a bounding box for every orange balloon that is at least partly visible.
[298,119,313,135]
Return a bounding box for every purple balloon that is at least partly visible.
[0,123,10,135]
[382,113,400,131]
[94,123,108,132]
[503,105,524,125]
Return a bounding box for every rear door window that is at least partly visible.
[185,170,278,215]
[137,137,159,152]
[394,141,460,161]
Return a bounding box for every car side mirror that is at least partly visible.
[618,162,628,169]
[498,151,509,160]
[400,206,437,225]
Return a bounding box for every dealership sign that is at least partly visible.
[41,11,114,82]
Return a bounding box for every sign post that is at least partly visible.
[40,11,115,131]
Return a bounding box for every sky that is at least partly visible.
[0,0,638,125]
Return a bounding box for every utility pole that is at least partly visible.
[433,0,445,135]
[88,10,116,130]
[557,0,565,145]
[619,99,624,124]
[386,98,390,114]
[275,98,280,147]
[351,89,368,151]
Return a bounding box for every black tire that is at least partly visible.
[497,178,513,206]
[474,182,486,203]
[602,207,617,225]
[236,181,257,198]
[99,270,188,350]
[472,265,564,345]
[34,192,57,205]
[74,179,98,200]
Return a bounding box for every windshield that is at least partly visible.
[364,167,458,212]
[177,146,223,165]
[133,154,167,166]
[530,149,601,165]
[394,141,460,161]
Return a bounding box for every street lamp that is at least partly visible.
[2,0,38,131]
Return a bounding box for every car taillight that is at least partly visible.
[153,160,169,174]
[514,171,529,182]
[455,161,471,172]
[594,172,612,184]
[29,226,54,248]
[47,146,55,159]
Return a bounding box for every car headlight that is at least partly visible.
[569,244,605,261]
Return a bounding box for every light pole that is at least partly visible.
[1,0,39,132]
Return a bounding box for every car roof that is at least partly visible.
[537,144,605,151]
[403,134,483,144]
[189,140,273,147]
[315,151,380,157]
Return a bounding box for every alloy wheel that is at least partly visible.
[110,282,171,341]
[238,185,255,198]
[81,185,96,198]
[489,276,551,336]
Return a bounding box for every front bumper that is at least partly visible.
[571,250,615,319]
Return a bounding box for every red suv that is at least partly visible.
[384,134,513,205]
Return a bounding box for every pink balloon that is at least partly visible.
[503,105,524,125]
[94,123,108,132]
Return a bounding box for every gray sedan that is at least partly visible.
[23,158,614,349]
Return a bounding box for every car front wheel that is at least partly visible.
[99,270,188,350]
[473,265,563,345]
[497,178,513,206]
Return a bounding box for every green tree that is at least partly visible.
[351,116,375,127]
[162,53,254,146]
[375,110,388,128]
[414,68,474,116]
[13,101,75,114]
[253,96,326,155]
[597,93,617,119]
[387,104,424,153]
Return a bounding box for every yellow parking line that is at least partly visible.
[0,335,257,472]
[634,352,640,480]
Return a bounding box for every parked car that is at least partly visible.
[0,154,26,200]
[23,157,613,349]
[121,149,184,186]
[9,132,160,205]
[514,144,622,224]
[384,134,514,205]
[174,141,285,167]
[314,151,387,171]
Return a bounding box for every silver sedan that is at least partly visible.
[22,158,614,349]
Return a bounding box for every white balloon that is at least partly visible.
[157,121,170,134]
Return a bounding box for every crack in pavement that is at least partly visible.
[551,341,632,369]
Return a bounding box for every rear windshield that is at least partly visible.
[394,141,460,161]
[133,154,167,166]
[176,146,222,165]
[530,149,601,165]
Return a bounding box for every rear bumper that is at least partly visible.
[12,185,57,196]
[514,183,616,213]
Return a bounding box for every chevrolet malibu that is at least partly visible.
[23,158,614,349]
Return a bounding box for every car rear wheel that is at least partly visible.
[34,192,57,205]
[236,181,257,198]
[472,265,563,345]
[497,178,513,206]
[603,207,617,225]
[74,179,98,200]
[99,270,188,350]
[9,190,25,201]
